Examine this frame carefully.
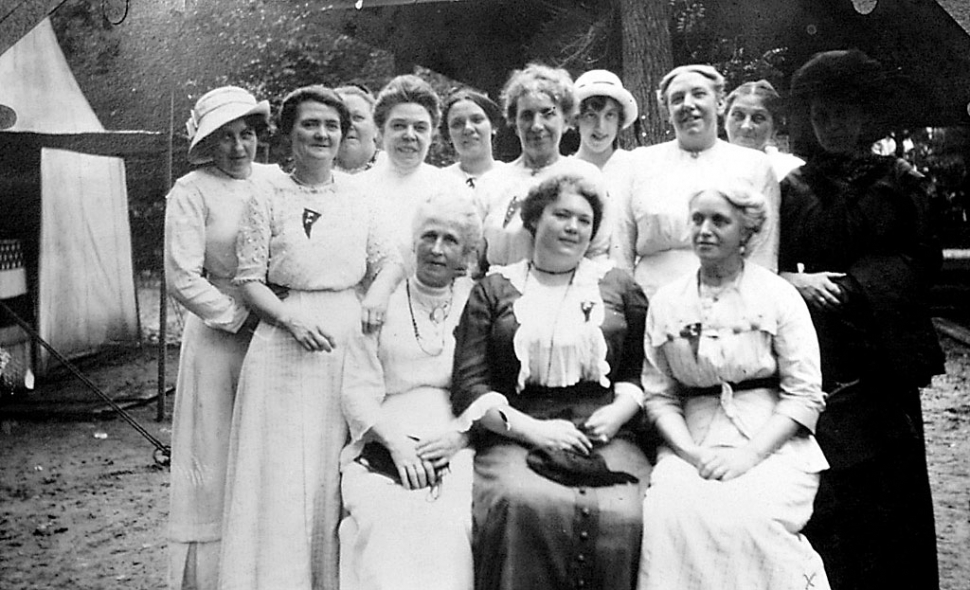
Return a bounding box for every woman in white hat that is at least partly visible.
[572,69,638,262]
[573,69,638,173]
[163,85,275,590]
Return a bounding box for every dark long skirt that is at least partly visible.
[803,383,938,590]
[471,392,652,590]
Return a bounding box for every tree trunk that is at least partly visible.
[616,0,673,147]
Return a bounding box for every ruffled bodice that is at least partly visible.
[452,258,647,416]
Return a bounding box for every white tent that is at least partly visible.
[0,18,139,376]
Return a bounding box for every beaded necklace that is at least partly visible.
[405,278,455,357]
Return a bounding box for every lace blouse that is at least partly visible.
[234,173,398,291]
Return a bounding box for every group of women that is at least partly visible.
[164,48,942,590]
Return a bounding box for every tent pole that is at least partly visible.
[157,91,174,422]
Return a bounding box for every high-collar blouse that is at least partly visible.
[613,139,780,299]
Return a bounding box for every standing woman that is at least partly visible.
[357,75,465,265]
[453,173,651,590]
[613,64,779,299]
[476,63,608,269]
[163,86,273,590]
[779,50,944,590]
[441,88,504,191]
[723,80,804,181]
[219,85,402,590]
[335,84,380,174]
[572,69,638,181]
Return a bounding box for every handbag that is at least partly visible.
[526,447,639,487]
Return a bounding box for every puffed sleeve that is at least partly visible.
[451,280,509,422]
[341,327,387,441]
[233,190,273,285]
[772,279,826,432]
[611,272,648,406]
[640,300,685,423]
[164,181,248,332]
[747,160,780,273]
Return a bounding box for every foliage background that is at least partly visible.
[45,0,970,273]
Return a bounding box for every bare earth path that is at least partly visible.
[1,335,968,589]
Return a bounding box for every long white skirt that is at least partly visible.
[220,289,358,590]
[168,313,251,590]
[638,447,830,590]
[339,387,474,590]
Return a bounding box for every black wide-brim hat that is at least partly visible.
[788,49,917,155]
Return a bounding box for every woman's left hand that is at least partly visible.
[695,447,762,481]
[582,395,640,444]
[415,430,468,469]
[582,404,626,444]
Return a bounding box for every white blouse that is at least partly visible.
[164,163,279,332]
[234,173,398,291]
[613,139,780,299]
[475,156,611,267]
[642,263,827,471]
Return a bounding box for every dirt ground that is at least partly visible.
[1,295,969,588]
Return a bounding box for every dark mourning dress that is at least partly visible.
[779,153,945,590]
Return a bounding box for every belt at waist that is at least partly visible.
[519,381,610,400]
[684,376,780,397]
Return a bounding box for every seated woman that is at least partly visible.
[339,190,483,590]
[637,182,830,590]
[453,173,651,590]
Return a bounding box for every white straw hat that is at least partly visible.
[186,86,270,164]
[574,70,638,130]
[0,103,17,130]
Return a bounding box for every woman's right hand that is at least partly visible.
[523,418,593,454]
[782,270,846,311]
[280,313,336,352]
[386,435,438,490]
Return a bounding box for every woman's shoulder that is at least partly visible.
[738,264,805,314]
[716,139,773,170]
[480,260,528,294]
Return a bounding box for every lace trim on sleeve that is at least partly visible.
[233,191,272,285]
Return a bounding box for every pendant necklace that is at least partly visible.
[525,262,577,377]
[406,279,454,357]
